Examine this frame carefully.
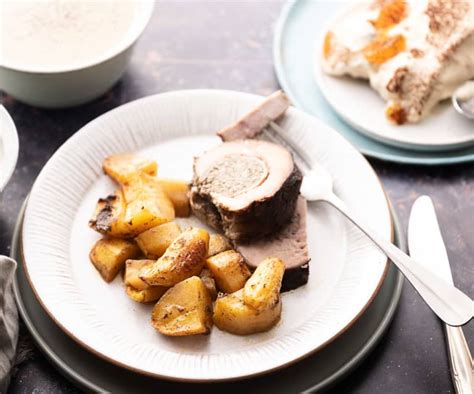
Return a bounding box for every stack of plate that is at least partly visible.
[273,0,474,165]
[13,90,403,391]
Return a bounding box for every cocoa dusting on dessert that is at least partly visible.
[426,0,470,41]
[386,66,409,94]
[410,48,424,58]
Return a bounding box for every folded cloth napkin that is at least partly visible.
[0,256,18,393]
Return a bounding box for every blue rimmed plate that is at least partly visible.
[273,0,474,165]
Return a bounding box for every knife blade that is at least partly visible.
[408,195,473,394]
[408,196,454,283]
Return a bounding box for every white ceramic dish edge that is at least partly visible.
[0,105,19,192]
[21,89,392,382]
[0,0,155,108]
[312,3,474,152]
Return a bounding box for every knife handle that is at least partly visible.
[445,325,474,394]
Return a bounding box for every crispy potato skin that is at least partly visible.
[158,179,191,217]
[140,228,209,287]
[206,250,251,293]
[152,276,212,336]
[125,285,168,303]
[199,268,218,300]
[208,234,232,257]
[89,190,129,236]
[135,222,182,259]
[103,154,157,184]
[243,257,285,311]
[213,289,282,335]
[124,259,155,290]
[89,238,140,282]
[90,175,175,238]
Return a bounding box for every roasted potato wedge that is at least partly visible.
[89,175,175,238]
[158,179,190,217]
[151,276,212,336]
[103,154,157,184]
[120,174,175,235]
[206,250,251,293]
[89,238,140,282]
[124,259,155,290]
[126,285,167,303]
[243,257,285,311]
[200,268,217,300]
[140,228,209,286]
[135,222,182,259]
[208,234,232,257]
[213,289,282,335]
[89,190,129,236]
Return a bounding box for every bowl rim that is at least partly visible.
[0,105,19,192]
[0,0,155,75]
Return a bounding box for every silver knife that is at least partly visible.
[409,195,474,393]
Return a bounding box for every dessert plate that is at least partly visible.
[274,0,474,164]
[12,200,404,392]
[313,3,474,152]
[22,89,391,381]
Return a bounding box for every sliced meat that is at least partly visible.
[217,90,290,141]
[190,139,302,242]
[235,197,310,291]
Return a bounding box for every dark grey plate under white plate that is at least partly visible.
[12,199,404,392]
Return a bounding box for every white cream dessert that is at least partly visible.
[0,0,136,70]
[321,0,474,125]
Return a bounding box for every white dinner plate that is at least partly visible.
[314,2,474,152]
[22,90,391,381]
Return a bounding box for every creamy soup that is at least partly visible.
[0,0,136,70]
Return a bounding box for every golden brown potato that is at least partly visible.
[206,250,251,294]
[135,222,182,259]
[89,238,140,282]
[103,154,157,184]
[89,190,129,236]
[151,276,212,336]
[200,268,217,300]
[140,228,209,286]
[243,257,285,311]
[126,285,168,303]
[158,179,190,217]
[208,234,232,257]
[120,174,175,235]
[213,289,282,335]
[89,175,175,238]
[124,259,155,290]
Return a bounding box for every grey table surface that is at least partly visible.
[1,1,473,393]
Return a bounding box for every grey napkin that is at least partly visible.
[0,256,18,393]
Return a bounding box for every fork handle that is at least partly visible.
[323,195,473,327]
[445,325,474,393]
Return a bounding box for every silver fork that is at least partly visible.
[264,121,473,327]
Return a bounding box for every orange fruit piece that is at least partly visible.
[363,34,406,65]
[370,0,407,30]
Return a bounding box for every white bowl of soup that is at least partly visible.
[0,0,154,108]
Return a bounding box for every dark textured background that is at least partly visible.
[1,2,473,393]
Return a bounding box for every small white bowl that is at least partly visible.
[0,106,19,192]
[0,0,154,109]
